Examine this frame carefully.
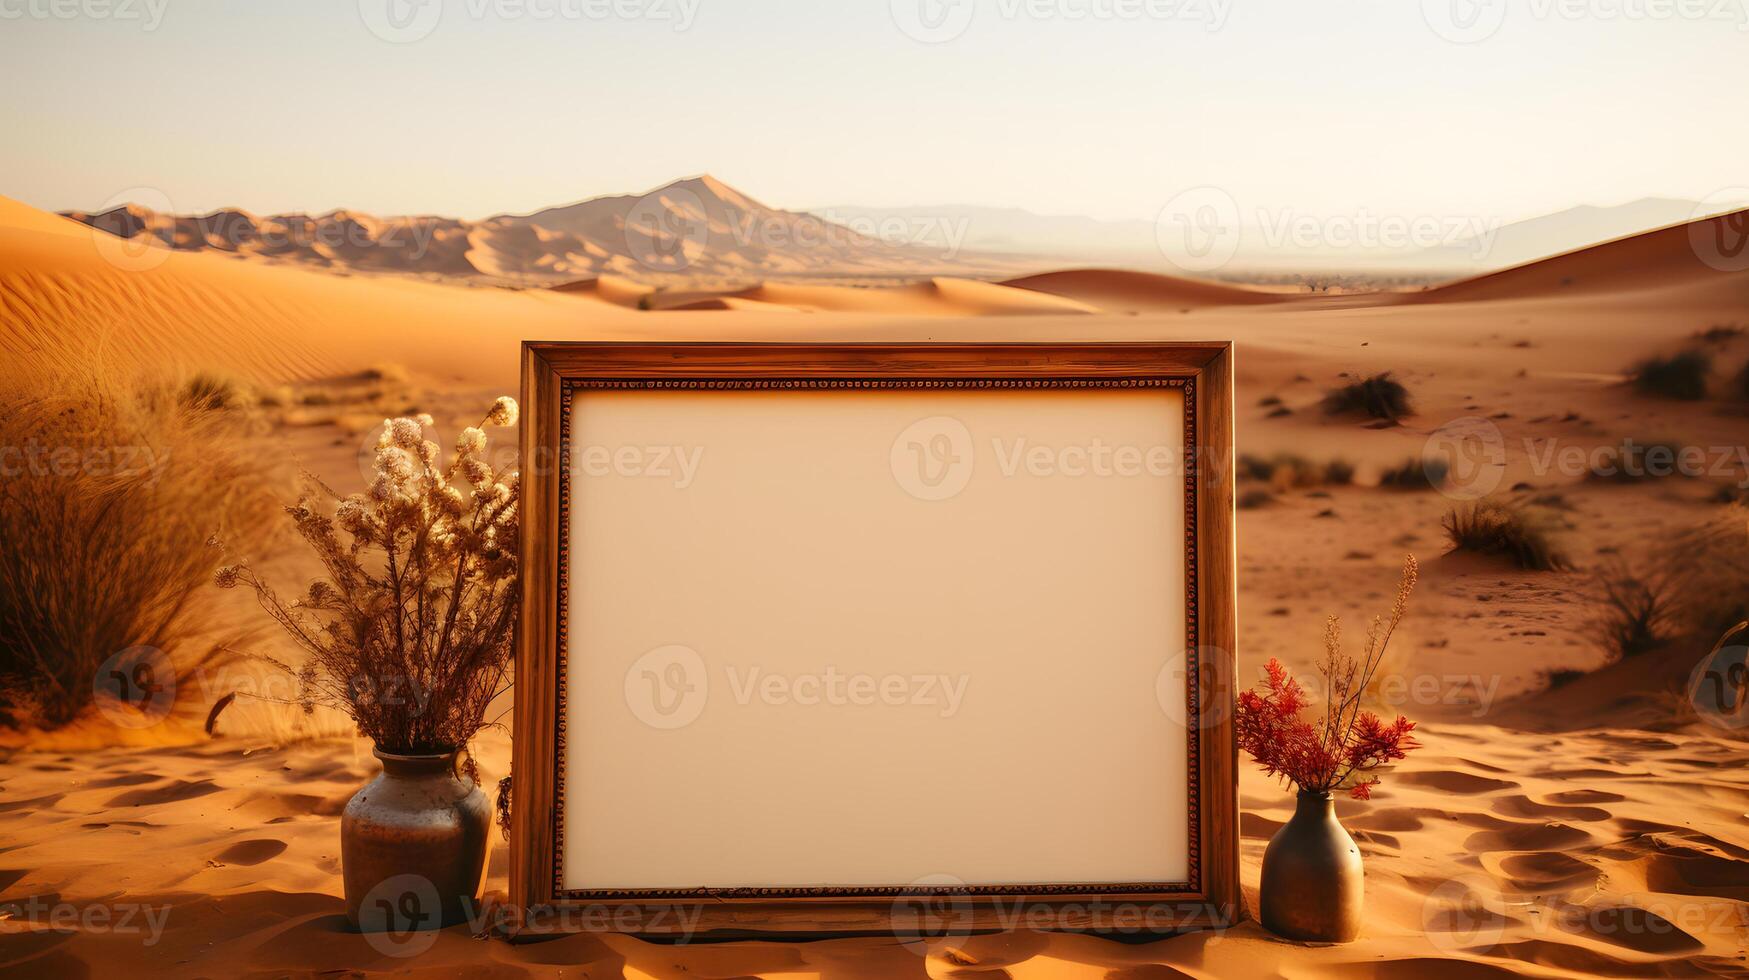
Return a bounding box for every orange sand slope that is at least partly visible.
[1411,208,1749,305]
[1,724,1744,977]
[7,194,1747,387]
[1001,268,1297,311]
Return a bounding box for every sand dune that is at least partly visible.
[1000,268,1295,311]
[1411,207,1749,305]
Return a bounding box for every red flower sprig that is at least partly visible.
[1236,556,1421,800]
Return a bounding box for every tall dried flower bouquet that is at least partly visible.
[218,397,520,755]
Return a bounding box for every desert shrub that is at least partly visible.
[218,399,521,755]
[1542,668,1586,690]
[1585,441,1687,483]
[1323,372,1412,421]
[1661,508,1749,641]
[1695,324,1744,344]
[360,363,410,384]
[1379,457,1448,491]
[0,370,276,728]
[179,371,244,412]
[1631,350,1710,400]
[1736,362,1749,400]
[1441,501,1568,571]
[1239,453,1353,491]
[1238,488,1275,510]
[1592,561,1677,659]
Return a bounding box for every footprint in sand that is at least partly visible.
[212,839,288,867]
[105,779,221,808]
[1392,769,1520,794]
[1490,794,1612,822]
[1495,851,1600,893]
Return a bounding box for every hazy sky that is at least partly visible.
[3,0,1745,224]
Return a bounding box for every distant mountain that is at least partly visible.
[59,176,1028,286]
[1416,198,1745,270]
[62,181,1741,285]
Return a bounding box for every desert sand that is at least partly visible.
[2,195,1748,977]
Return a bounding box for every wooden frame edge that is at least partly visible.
[510,341,1242,937]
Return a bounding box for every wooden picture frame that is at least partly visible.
[512,342,1238,938]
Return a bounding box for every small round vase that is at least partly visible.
[342,748,492,931]
[1260,790,1363,943]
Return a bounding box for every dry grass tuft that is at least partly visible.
[1237,488,1276,510]
[1441,501,1569,571]
[179,371,246,413]
[1591,560,1678,659]
[1662,507,1749,641]
[1585,440,1688,483]
[1323,372,1412,421]
[1695,324,1744,345]
[1239,453,1353,492]
[1379,456,1448,491]
[0,369,277,728]
[1631,350,1711,401]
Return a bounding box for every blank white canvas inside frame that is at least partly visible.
[562,386,1190,891]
